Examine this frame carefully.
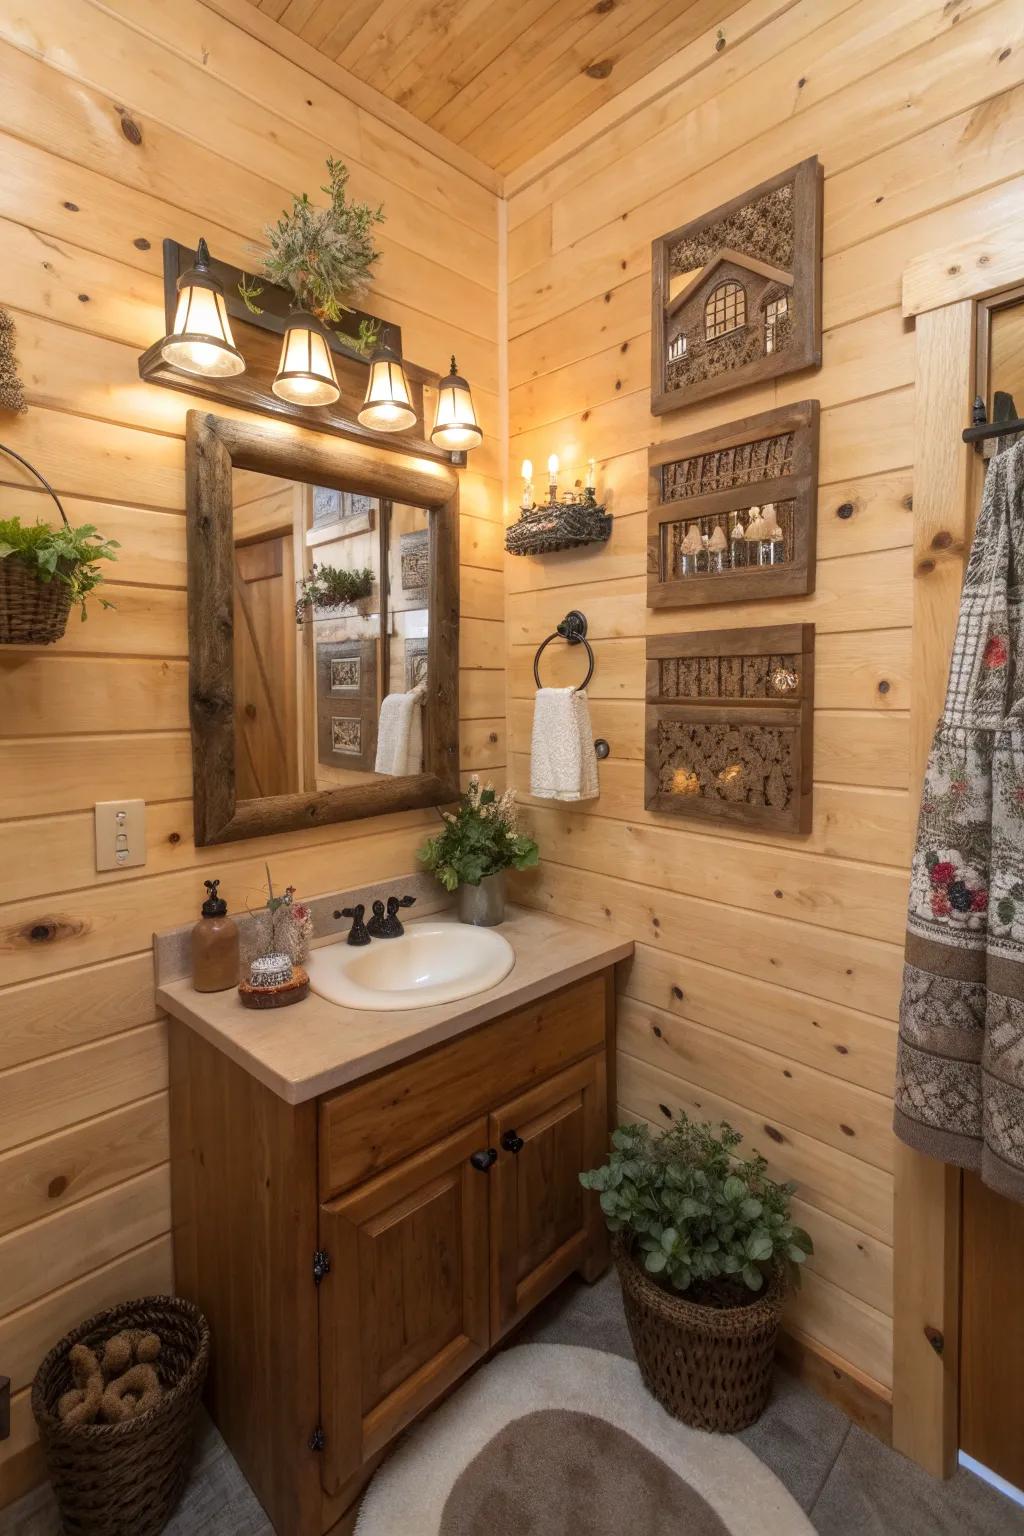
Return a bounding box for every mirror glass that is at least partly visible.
[230,468,430,798]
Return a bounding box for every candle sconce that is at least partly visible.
[505,455,613,557]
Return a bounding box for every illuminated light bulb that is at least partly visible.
[272,312,341,407]
[430,355,482,451]
[159,237,244,378]
[358,336,417,432]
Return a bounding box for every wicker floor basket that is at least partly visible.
[0,557,72,644]
[31,1296,210,1536]
[615,1240,784,1432]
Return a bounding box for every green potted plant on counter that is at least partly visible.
[418,776,539,926]
[581,1114,812,1431]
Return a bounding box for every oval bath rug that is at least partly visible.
[355,1343,813,1535]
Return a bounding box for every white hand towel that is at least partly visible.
[375,683,425,776]
[530,686,599,801]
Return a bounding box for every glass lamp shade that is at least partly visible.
[272,313,341,407]
[357,342,416,432]
[159,239,245,378]
[430,356,482,452]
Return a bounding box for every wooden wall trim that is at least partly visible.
[190,0,501,196]
[891,298,975,1476]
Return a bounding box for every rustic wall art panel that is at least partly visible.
[651,157,822,414]
[645,624,814,834]
[316,637,378,772]
[647,399,819,609]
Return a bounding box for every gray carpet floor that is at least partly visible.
[3,1271,1022,1534]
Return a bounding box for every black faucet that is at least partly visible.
[367,894,417,939]
[334,904,370,946]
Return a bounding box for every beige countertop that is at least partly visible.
[155,905,633,1104]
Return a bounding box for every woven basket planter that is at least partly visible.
[31,1296,210,1536]
[615,1239,784,1432]
[0,557,73,645]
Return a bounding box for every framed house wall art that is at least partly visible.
[648,399,819,608]
[651,157,822,415]
[646,624,814,834]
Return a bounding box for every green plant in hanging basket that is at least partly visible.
[295,562,373,622]
[244,158,384,351]
[0,516,118,618]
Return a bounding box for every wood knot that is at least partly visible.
[584,59,613,79]
[764,1124,784,1144]
[115,107,143,145]
[63,201,79,212]
[77,293,90,303]
[12,914,85,948]
[840,1123,855,1137]
[878,679,891,694]
[715,29,726,51]
[917,557,936,576]
[931,529,953,549]
[924,1325,944,1355]
[168,831,182,845]
[671,985,683,1000]
[48,1176,68,1199]
[836,502,854,519]
[652,1024,662,1038]
[488,732,498,743]
[658,1103,672,1119]
[134,237,151,251]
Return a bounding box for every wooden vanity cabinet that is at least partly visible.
[169,968,615,1536]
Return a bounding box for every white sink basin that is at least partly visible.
[306,920,516,1011]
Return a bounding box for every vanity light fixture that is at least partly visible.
[159,238,245,378]
[429,355,482,452]
[357,334,417,432]
[272,311,341,407]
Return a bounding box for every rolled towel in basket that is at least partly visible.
[530,686,599,802]
[375,683,425,776]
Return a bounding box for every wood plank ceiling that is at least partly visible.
[248,0,742,172]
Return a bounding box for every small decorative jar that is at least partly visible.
[457,871,506,927]
[249,953,293,989]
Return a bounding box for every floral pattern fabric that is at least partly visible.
[894,437,1024,1201]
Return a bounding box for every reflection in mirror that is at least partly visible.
[230,468,429,800]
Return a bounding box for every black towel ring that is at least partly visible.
[533,609,594,691]
[532,610,610,760]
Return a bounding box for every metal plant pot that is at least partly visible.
[456,870,506,926]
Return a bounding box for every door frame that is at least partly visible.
[893,227,1024,1475]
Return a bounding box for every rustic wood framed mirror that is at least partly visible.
[186,410,459,846]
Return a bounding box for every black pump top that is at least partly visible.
[201,878,227,917]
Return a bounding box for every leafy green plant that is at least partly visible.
[295,563,373,622]
[419,777,539,891]
[0,516,118,619]
[581,1115,812,1305]
[248,158,384,329]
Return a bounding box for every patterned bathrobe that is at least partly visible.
[894,436,1024,1202]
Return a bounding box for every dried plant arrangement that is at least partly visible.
[0,309,26,414]
[245,865,313,967]
[240,158,384,355]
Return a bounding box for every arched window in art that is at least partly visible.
[704,281,746,340]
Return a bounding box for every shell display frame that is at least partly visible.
[645,623,814,834]
[647,400,819,609]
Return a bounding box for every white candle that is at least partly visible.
[520,458,533,510]
[585,457,596,491]
[547,453,559,499]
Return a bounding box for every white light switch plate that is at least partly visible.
[95,799,146,871]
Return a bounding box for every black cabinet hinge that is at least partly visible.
[313,1248,331,1286]
[308,1425,325,1453]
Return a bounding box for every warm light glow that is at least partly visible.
[547,454,559,477]
[586,457,596,491]
[160,241,244,378]
[359,341,416,432]
[272,315,340,407]
[430,356,482,451]
[671,767,701,795]
[716,763,744,785]
[521,459,533,483]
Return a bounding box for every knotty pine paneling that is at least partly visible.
[0,0,501,1505]
[505,0,1024,1392]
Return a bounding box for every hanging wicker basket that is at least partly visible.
[505,499,612,556]
[615,1238,784,1432]
[0,441,75,645]
[0,556,73,644]
[31,1296,210,1536]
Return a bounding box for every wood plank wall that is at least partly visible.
[0,0,501,1502]
[505,0,1024,1402]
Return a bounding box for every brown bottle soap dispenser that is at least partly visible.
[191,879,240,992]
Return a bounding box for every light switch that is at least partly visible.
[95,799,146,871]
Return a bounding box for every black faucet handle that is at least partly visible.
[397,894,417,909]
[366,900,388,938]
[336,904,371,946]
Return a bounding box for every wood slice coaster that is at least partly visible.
[238,967,310,1009]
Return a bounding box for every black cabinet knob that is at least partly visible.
[501,1130,524,1154]
[469,1147,497,1172]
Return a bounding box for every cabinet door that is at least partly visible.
[319,1118,491,1494]
[490,1052,608,1340]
